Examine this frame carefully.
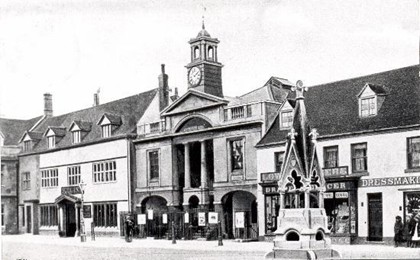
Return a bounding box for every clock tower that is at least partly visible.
[186,22,223,97]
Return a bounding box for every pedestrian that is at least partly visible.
[410,211,420,248]
[403,216,411,247]
[407,211,417,248]
[394,216,403,247]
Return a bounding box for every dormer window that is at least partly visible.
[47,136,55,149]
[358,83,387,118]
[72,131,81,144]
[360,96,377,117]
[280,111,293,129]
[23,140,31,152]
[101,125,112,138]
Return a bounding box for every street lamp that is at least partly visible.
[79,180,87,242]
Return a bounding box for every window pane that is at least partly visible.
[231,140,244,170]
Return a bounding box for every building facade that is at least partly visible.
[257,65,420,244]
[133,26,293,240]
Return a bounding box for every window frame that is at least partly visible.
[324,146,339,169]
[101,124,112,138]
[359,96,377,118]
[23,140,31,152]
[47,136,56,149]
[280,110,293,129]
[67,165,81,186]
[72,130,81,144]
[92,161,117,184]
[351,142,368,173]
[22,172,31,190]
[93,203,118,228]
[230,138,245,172]
[274,152,284,173]
[40,205,58,227]
[407,136,420,170]
[41,169,59,188]
[148,150,160,182]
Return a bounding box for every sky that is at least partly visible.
[0,0,418,119]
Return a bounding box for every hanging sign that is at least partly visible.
[235,212,245,228]
[198,212,206,226]
[162,213,168,224]
[138,214,146,225]
[184,212,189,223]
[147,209,154,220]
[208,212,218,224]
[83,205,91,218]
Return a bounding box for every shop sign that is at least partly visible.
[83,205,91,218]
[147,209,154,220]
[138,214,146,225]
[61,186,81,195]
[184,212,189,223]
[162,213,168,224]
[335,192,348,198]
[235,212,245,228]
[208,212,218,224]
[359,176,420,187]
[324,192,333,199]
[261,172,280,183]
[198,212,206,226]
[323,166,348,177]
[326,182,353,191]
[263,186,278,195]
[231,174,243,181]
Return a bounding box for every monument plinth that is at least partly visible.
[265,81,340,260]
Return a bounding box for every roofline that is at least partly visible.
[255,124,420,149]
[29,115,46,132]
[18,133,136,157]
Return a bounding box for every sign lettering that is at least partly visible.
[263,186,278,194]
[198,212,206,226]
[323,166,348,177]
[208,212,218,224]
[261,172,281,183]
[359,176,420,187]
[61,186,81,195]
[326,182,353,191]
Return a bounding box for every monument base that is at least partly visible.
[265,248,341,260]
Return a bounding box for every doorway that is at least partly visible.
[368,193,382,241]
[65,203,77,237]
[26,205,31,233]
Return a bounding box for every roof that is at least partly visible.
[0,116,42,146]
[26,88,157,152]
[257,65,420,146]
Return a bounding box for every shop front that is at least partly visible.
[259,172,280,239]
[324,180,358,244]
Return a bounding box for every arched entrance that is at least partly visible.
[221,191,258,240]
[55,194,81,237]
[141,196,168,239]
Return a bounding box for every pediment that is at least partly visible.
[162,89,228,116]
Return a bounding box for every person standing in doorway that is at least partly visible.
[394,216,403,247]
[410,211,420,248]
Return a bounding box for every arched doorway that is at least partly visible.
[141,196,168,239]
[221,191,258,240]
[55,194,81,238]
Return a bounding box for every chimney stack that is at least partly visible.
[93,89,100,107]
[44,93,53,117]
[158,64,169,111]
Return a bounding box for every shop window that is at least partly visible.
[148,150,159,181]
[265,195,279,233]
[230,139,244,171]
[93,161,116,183]
[280,111,293,129]
[351,143,367,172]
[324,191,356,235]
[93,203,117,227]
[22,172,31,190]
[407,136,420,169]
[324,146,338,168]
[404,192,420,221]
[274,152,284,172]
[67,165,81,186]
[40,205,57,226]
[41,169,58,188]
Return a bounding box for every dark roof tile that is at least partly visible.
[0,116,42,146]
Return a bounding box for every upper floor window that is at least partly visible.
[93,161,116,183]
[101,125,112,138]
[23,140,31,152]
[351,143,367,172]
[230,139,244,171]
[41,169,58,188]
[324,146,338,168]
[231,106,244,119]
[22,172,31,190]
[274,152,284,172]
[408,137,420,169]
[47,136,55,149]
[246,105,253,117]
[148,150,159,181]
[149,122,160,133]
[280,111,293,128]
[67,166,81,186]
[360,97,377,117]
[72,131,81,144]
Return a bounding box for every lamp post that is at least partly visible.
[79,180,87,242]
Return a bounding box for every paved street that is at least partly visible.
[2,235,420,260]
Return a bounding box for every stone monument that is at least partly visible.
[265,81,341,259]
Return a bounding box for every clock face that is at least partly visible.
[188,67,201,87]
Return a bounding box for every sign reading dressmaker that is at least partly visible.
[208,212,218,224]
[235,212,245,228]
[198,212,206,226]
[359,176,420,187]
[138,214,146,225]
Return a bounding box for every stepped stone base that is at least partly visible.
[265,248,341,259]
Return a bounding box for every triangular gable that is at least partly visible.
[278,139,306,190]
[44,127,66,137]
[357,83,388,98]
[69,121,92,132]
[55,194,80,204]
[161,89,228,116]
[18,131,43,143]
[97,113,122,126]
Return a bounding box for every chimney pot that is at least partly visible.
[161,64,165,74]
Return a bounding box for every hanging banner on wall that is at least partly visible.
[138,214,146,225]
[235,212,245,228]
[198,212,206,226]
[147,209,154,220]
[162,213,168,224]
[208,212,218,224]
[184,212,189,223]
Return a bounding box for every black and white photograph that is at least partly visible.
[0,0,419,259]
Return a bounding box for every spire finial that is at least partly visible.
[202,6,206,29]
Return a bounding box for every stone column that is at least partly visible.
[279,190,285,209]
[304,189,310,209]
[318,189,325,208]
[214,202,225,236]
[294,193,299,208]
[57,205,61,233]
[200,140,207,189]
[184,143,191,189]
